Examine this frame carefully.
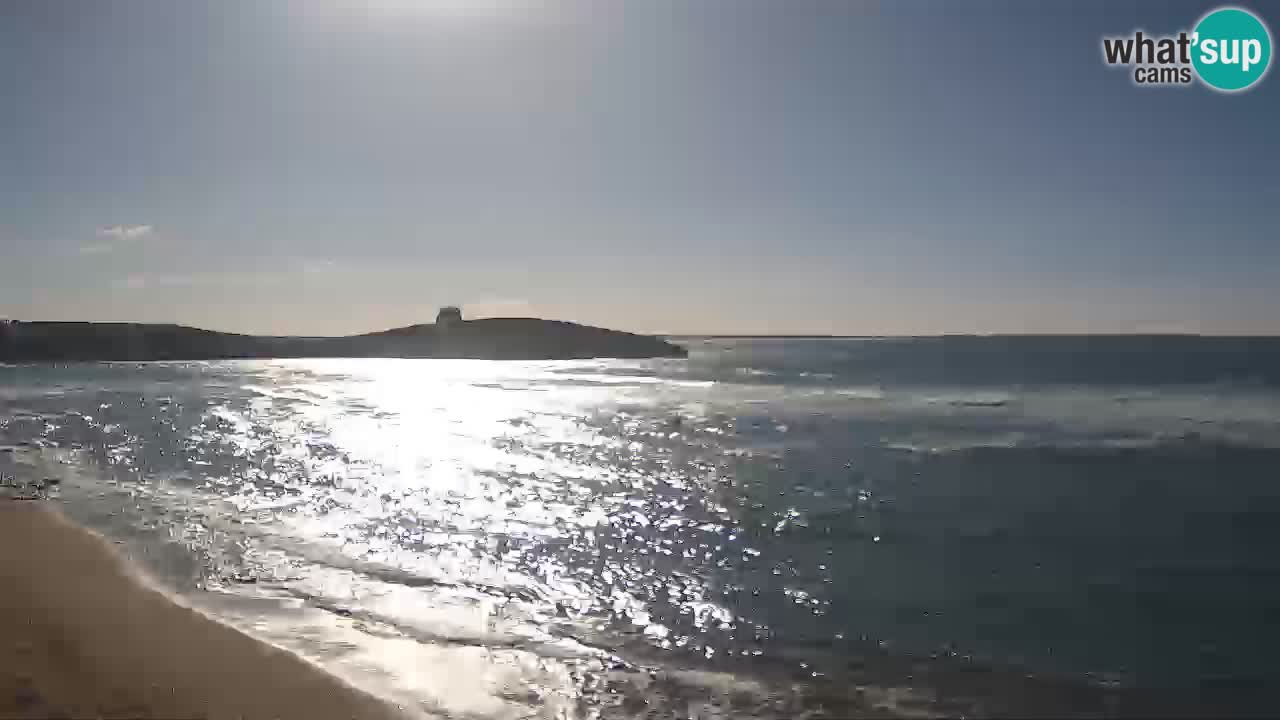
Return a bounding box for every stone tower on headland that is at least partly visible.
[436,306,462,330]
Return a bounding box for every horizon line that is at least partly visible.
[5,318,1280,341]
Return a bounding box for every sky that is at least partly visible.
[2,0,1277,336]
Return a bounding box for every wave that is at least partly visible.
[833,386,886,400]
[883,431,1271,456]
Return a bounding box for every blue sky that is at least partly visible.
[2,0,1277,335]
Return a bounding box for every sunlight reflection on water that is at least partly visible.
[188,359,740,659]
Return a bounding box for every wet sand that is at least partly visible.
[0,500,408,719]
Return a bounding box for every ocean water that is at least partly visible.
[3,337,1280,717]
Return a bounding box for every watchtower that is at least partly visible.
[436,306,462,329]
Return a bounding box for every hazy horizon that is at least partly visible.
[9,314,1280,339]
[3,1,1277,336]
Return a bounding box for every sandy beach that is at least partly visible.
[0,500,407,720]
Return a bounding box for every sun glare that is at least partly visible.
[350,0,524,18]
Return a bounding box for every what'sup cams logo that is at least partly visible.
[1102,6,1272,92]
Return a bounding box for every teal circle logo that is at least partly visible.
[1192,7,1272,91]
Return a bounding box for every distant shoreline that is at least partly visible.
[668,333,1280,339]
[0,318,687,363]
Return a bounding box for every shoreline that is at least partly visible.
[0,500,410,720]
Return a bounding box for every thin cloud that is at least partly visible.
[83,224,154,254]
[98,224,153,240]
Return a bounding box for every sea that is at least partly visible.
[3,336,1280,718]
